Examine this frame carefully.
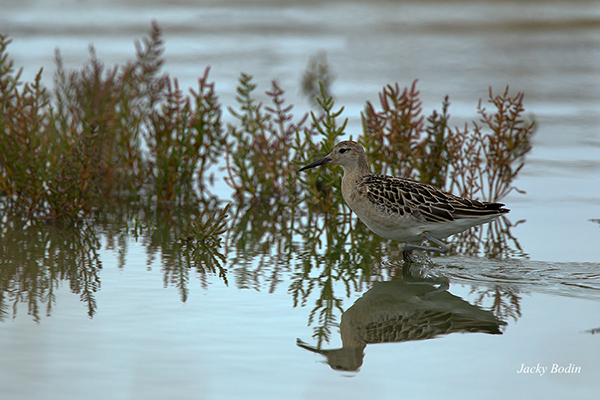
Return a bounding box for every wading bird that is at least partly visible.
[300,141,509,261]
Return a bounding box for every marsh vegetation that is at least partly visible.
[0,23,538,336]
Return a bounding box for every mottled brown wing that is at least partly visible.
[358,175,508,223]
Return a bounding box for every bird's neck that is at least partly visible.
[341,157,370,200]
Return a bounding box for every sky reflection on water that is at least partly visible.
[1,210,599,399]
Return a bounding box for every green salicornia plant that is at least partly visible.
[224,74,315,207]
[145,67,224,203]
[51,21,168,200]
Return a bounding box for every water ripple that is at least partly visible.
[437,256,600,300]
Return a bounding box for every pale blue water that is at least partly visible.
[1,1,600,399]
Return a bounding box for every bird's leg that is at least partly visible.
[402,248,415,263]
[422,232,449,253]
[403,232,449,259]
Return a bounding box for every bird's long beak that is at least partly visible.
[296,338,330,354]
[299,155,332,172]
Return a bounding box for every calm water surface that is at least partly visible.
[1,1,600,399]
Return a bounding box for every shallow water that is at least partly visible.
[1,0,600,399]
[2,224,600,399]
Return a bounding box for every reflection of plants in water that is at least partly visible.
[450,217,527,259]
[289,258,348,347]
[226,202,291,291]
[289,230,390,346]
[133,201,229,302]
[0,217,101,321]
[470,285,522,323]
[0,200,231,321]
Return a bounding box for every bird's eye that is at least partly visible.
[339,148,347,154]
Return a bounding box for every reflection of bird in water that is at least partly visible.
[297,279,506,372]
[300,141,509,261]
